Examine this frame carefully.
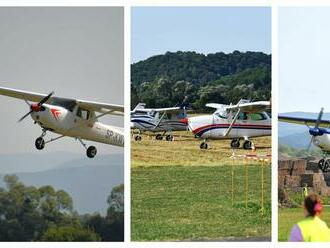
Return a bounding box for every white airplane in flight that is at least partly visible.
[182,99,271,149]
[279,108,330,172]
[131,103,187,141]
[0,86,124,158]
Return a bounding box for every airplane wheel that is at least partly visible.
[156,134,163,140]
[323,159,330,173]
[87,146,97,158]
[166,135,173,141]
[135,135,142,141]
[318,159,325,171]
[200,142,208,149]
[243,140,252,150]
[35,137,45,150]
[230,139,240,149]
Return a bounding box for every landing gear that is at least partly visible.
[86,146,97,158]
[155,134,163,140]
[33,128,97,158]
[166,134,173,141]
[77,138,97,159]
[200,141,208,150]
[230,139,240,149]
[318,158,330,173]
[243,140,253,150]
[134,135,142,141]
[35,137,45,150]
[35,129,47,150]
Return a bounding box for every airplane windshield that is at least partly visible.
[237,112,248,120]
[49,97,76,112]
[247,112,267,121]
[215,111,227,119]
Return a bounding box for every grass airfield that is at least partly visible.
[132,131,271,167]
[131,132,271,241]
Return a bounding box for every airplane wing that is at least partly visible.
[77,99,124,116]
[226,101,270,113]
[152,106,182,113]
[206,103,228,110]
[0,86,124,116]
[0,86,49,103]
[133,106,183,114]
[278,115,330,128]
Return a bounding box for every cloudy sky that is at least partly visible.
[0,7,124,155]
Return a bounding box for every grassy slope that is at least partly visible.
[131,133,271,241]
[278,208,330,241]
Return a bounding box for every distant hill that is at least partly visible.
[131,51,271,110]
[0,153,123,215]
[279,131,311,149]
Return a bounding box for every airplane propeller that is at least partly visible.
[18,91,54,122]
[307,107,324,150]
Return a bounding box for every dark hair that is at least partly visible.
[304,193,322,216]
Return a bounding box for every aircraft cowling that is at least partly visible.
[30,104,74,132]
[187,115,213,137]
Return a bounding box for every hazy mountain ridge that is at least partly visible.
[0,153,124,215]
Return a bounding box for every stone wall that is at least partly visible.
[278,157,330,196]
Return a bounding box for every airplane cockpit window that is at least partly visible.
[77,107,90,120]
[50,97,76,112]
[247,112,267,121]
[237,112,248,120]
[215,111,227,119]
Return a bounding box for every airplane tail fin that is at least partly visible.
[178,103,189,118]
[132,103,146,112]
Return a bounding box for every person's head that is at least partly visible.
[303,193,323,217]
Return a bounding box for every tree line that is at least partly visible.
[131,51,271,111]
[0,175,124,241]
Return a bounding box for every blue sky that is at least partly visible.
[279,7,330,113]
[132,7,271,63]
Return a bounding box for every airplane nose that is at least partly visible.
[180,118,188,125]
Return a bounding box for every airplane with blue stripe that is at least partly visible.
[131,103,187,141]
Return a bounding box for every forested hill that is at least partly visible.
[131,51,271,111]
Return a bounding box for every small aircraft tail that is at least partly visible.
[177,103,189,118]
[132,103,146,112]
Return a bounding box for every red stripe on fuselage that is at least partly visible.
[192,123,271,134]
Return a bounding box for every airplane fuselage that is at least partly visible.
[312,133,330,153]
[131,114,187,132]
[188,112,271,140]
[31,103,124,147]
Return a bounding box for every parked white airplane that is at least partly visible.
[183,99,271,149]
[131,103,187,141]
[279,108,330,172]
[0,86,124,158]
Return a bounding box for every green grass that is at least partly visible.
[278,207,330,241]
[132,165,271,241]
